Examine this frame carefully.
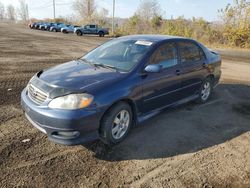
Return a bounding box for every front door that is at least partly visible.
[141,42,183,113]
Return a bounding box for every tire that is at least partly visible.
[52,28,57,32]
[98,31,104,37]
[99,102,132,146]
[76,30,82,36]
[197,78,213,104]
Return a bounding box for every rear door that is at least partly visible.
[141,42,183,113]
[177,40,207,98]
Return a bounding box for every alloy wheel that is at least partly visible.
[201,81,211,101]
[111,110,130,140]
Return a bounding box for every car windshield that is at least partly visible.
[82,39,154,72]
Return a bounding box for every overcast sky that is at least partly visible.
[0,0,235,21]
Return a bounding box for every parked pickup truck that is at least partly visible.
[74,24,109,37]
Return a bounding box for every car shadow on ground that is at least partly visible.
[82,83,250,161]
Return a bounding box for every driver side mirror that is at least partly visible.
[144,64,163,73]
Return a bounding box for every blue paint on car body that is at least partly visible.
[21,35,221,145]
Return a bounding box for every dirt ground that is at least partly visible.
[0,22,250,188]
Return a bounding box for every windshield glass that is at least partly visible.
[82,39,154,72]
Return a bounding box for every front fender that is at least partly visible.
[94,77,142,118]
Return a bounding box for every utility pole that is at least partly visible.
[53,0,56,20]
[112,0,115,36]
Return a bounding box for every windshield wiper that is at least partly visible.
[78,58,94,65]
[78,59,118,71]
[92,63,117,71]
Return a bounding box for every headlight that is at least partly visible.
[48,93,94,110]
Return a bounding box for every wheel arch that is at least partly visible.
[206,74,215,84]
[98,98,138,133]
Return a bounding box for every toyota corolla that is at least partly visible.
[21,35,221,146]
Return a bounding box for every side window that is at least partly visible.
[90,25,96,29]
[178,42,204,63]
[150,43,178,69]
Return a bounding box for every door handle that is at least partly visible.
[176,70,181,75]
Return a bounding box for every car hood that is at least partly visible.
[36,60,124,97]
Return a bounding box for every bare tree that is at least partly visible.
[96,8,109,26]
[73,0,96,21]
[0,2,4,20]
[6,4,16,21]
[18,0,29,21]
[137,0,162,22]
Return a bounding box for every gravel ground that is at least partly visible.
[0,22,250,188]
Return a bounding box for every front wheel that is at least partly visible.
[197,78,213,103]
[62,30,67,34]
[100,102,132,146]
[76,30,82,36]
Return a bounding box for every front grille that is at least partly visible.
[27,84,48,104]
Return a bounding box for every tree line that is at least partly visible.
[117,0,249,48]
[0,0,249,48]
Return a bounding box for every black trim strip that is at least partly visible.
[144,81,202,102]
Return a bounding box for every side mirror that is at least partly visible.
[144,64,162,73]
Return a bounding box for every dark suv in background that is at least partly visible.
[21,35,221,146]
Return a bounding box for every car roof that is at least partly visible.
[118,35,190,43]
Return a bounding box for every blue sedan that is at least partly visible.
[21,35,221,146]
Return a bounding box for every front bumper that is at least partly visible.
[21,89,102,145]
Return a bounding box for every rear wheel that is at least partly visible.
[52,28,57,32]
[100,102,132,146]
[99,31,104,37]
[197,78,213,103]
